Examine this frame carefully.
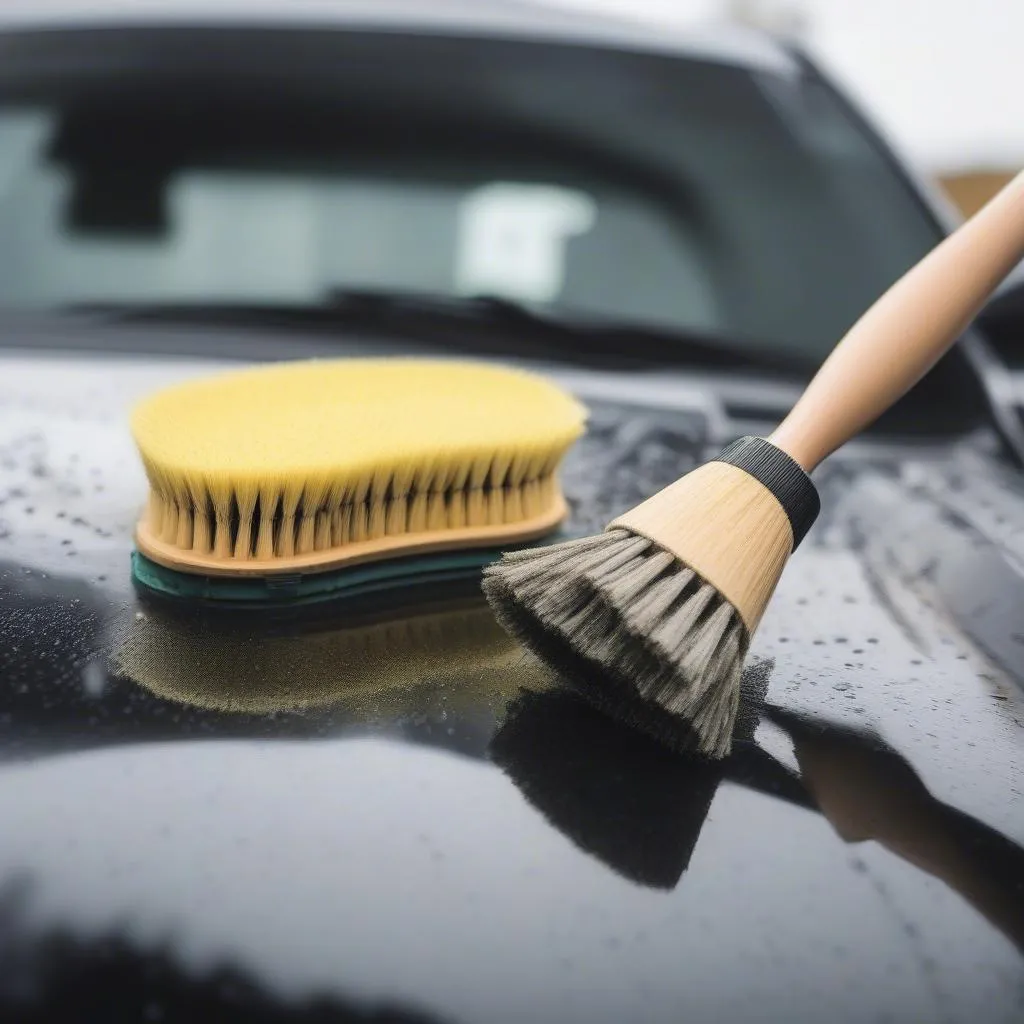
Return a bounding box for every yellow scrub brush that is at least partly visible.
[129,358,585,604]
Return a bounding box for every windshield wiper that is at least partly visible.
[59,291,807,375]
[329,289,807,374]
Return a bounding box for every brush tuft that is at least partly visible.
[482,528,748,758]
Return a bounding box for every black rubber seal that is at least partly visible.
[713,436,820,550]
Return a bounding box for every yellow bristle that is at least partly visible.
[349,470,372,508]
[407,491,429,534]
[367,499,387,540]
[296,513,317,555]
[426,492,447,531]
[130,358,586,576]
[466,489,485,525]
[192,506,213,555]
[234,485,258,560]
[447,457,472,493]
[507,449,530,487]
[146,493,164,537]
[448,492,467,530]
[314,512,332,552]
[332,505,351,548]
[505,487,523,524]
[489,450,512,488]
[384,497,405,536]
[487,489,505,526]
[174,507,193,549]
[411,455,438,495]
[467,454,490,490]
[214,517,232,558]
[161,501,179,543]
[351,503,369,543]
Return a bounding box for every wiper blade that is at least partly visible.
[62,290,550,329]
[58,291,806,375]
[325,289,802,372]
[328,288,545,322]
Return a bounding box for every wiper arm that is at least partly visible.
[328,289,807,374]
[327,287,545,322]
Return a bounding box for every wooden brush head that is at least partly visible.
[130,358,586,576]
[610,437,819,634]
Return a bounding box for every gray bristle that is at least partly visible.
[652,583,716,649]
[626,569,694,627]
[482,528,748,759]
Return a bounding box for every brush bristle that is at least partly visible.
[131,359,585,565]
[482,528,747,758]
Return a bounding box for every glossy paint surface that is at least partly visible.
[1,343,1022,1023]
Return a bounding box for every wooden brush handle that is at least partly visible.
[770,169,1024,471]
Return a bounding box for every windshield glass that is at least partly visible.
[0,27,944,361]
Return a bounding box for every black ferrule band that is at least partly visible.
[713,436,820,550]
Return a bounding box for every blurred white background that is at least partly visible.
[553,0,1021,189]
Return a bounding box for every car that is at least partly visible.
[1,2,1023,1022]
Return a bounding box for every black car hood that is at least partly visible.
[1,349,1023,1023]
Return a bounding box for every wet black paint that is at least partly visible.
[0,351,1022,1022]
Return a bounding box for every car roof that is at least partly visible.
[0,0,798,75]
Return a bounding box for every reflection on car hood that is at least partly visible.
[1,351,1023,1023]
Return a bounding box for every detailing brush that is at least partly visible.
[484,169,1024,757]
[129,358,585,603]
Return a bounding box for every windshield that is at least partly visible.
[0,27,944,361]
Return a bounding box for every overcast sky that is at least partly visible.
[550,0,1022,173]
